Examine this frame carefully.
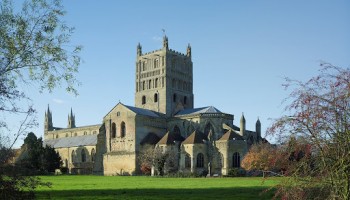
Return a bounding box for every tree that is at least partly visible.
[18,132,62,173]
[0,0,81,149]
[41,145,61,173]
[0,0,81,198]
[138,145,178,176]
[241,143,280,176]
[268,63,350,200]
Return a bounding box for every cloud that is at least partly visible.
[53,98,64,104]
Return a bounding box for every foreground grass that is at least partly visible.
[36,175,280,200]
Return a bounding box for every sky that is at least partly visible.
[7,0,350,147]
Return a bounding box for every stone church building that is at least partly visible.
[44,36,263,176]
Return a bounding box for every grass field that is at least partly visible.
[35,176,280,200]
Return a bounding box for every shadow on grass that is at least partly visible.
[36,187,275,200]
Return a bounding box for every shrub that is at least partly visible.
[227,168,246,177]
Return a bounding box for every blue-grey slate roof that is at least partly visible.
[175,106,222,116]
[124,105,159,117]
[44,134,97,148]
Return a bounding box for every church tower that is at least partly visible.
[67,108,76,128]
[134,36,194,116]
[44,105,53,133]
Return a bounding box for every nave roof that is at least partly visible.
[44,134,97,148]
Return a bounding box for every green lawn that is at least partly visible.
[35,176,280,200]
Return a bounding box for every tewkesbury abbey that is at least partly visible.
[44,36,264,176]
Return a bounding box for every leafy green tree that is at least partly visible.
[268,63,350,200]
[0,0,81,148]
[41,145,61,173]
[20,132,62,173]
[0,0,81,199]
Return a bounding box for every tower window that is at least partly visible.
[155,78,158,88]
[148,80,152,89]
[120,121,126,138]
[154,59,159,68]
[154,93,158,103]
[142,96,146,105]
[172,59,176,69]
[142,81,145,90]
[173,93,177,102]
[184,96,187,105]
[172,79,176,88]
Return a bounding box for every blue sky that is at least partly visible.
[8,0,350,146]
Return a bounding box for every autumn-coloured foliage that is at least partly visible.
[268,63,350,200]
[241,143,278,172]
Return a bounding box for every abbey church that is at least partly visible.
[44,36,263,176]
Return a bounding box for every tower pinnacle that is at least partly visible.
[137,43,142,56]
[163,35,168,50]
[187,43,191,58]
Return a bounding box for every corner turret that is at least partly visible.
[44,104,53,133]
[163,35,168,50]
[186,43,191,58]
[240,113,246,136]
[256,117,261,139]
[137,43,142,57]
[67,108,76,128]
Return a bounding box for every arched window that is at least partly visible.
[184,96,187,105]
[178,80,182,90]
[155,78,158,88]
[185,154,191,168]
[154,59,158,68]
[71,150,75,163]
[111,122,116,138]
[142,61,146,71]
[172,59,176,68]
[84,131,87,135]
[148,80,152,89]
[196,153,204,168]
[233,152,240,168]
[56,134,59,138]
[154,93,158,102]
[142,81,145,90]
[204,123,213,136]
[142,96,146,105]
[65,133,68,137]
[121,121,126,138]
[91,148,95,162]
[173,125,181,136]
[172,79,176,88]
[173,93,177,102]
[81,149,86,163]
[65,159,68,167]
